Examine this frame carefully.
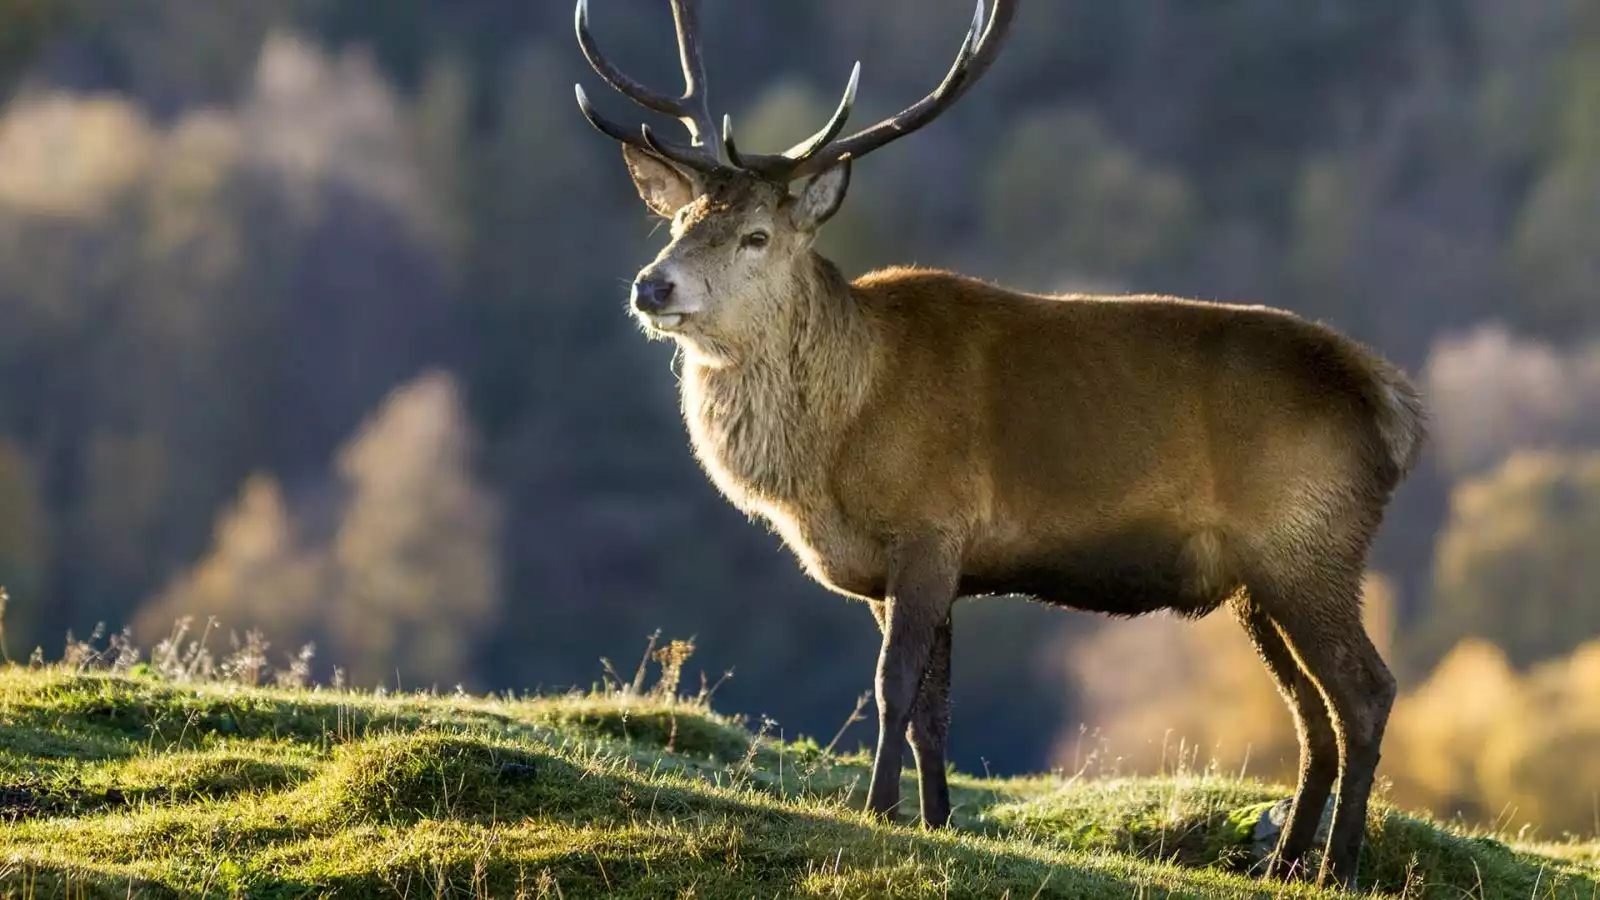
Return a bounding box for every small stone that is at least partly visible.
[1252,796,1333,865]
[496,762,539,780]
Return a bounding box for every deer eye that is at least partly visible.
[740,230,770,250]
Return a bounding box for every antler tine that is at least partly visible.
[576,0,682,118]
[782,0,1018,180]
[668,0,720,153]
[642,123,723,172]
[573,0,725,170]
[574,84,715,170]
[723,63,861,180]
[575,85,651,148]
[782,62,862,162]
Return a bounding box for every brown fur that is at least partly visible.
[685,261,1421,611]
[615,157,1425,891]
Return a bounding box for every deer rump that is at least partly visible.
[825,271,1422,620]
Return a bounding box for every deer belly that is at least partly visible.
[965,523,1239,617]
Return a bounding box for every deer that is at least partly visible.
[574,0,1426,889]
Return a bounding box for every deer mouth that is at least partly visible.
[642,311,690,331]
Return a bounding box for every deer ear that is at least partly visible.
[791,158,851,231]
[622,144,699,218]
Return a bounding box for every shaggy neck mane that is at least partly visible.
[682,252,877,509]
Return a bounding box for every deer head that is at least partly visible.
[574,0,1016,357]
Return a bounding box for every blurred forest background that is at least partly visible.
[0,0,1598,836]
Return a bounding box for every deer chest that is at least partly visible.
[680,365,884,598]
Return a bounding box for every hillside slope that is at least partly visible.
[0,668,1594,898]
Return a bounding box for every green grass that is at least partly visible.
[0,667,1594,898]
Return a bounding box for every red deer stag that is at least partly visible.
[574,0,1425,888]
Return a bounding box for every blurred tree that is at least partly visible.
[1468,0,1571,173]
[230,31,460,473]
[0,33,462,645]
[1412,452,1600,672]
[1382,639,1521,826]
[1283,154,1371,317]
[0,0,71,95]
[332,371,500,689]
[1472,643,1600,837]
[0,93,154,221]
[0,441,47,653]
[138,371,499,689]
[1385,637,1600,836]
[982,107,1193,290]
[134,474,326,659]
[1424,327,1600,479]
[1510,164,1600,336]
[77,431,168,598]
[40,0,302,113]
[460,39,624,441]
[1504,1,1600,337]
[410,52,472,267]
[0,92,158,635]
[1279,51,1503,356]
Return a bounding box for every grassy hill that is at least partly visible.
[0,665,1596,898]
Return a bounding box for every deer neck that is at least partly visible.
[680,254,876,513]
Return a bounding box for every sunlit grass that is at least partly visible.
[0,665,1594,898]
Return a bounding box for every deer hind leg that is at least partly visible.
[1252,565,1395,892]
[866,600,955,828]
[1229,593,1338,881]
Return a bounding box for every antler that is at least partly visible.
[722,0,1017,182]
[574,0,725,171]
[576,0,1018,182]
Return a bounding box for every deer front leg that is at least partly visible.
[865,537,960,824]
[907,614,953,827]
[866,601,955,828]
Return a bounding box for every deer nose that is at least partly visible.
[631,278,676,314]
